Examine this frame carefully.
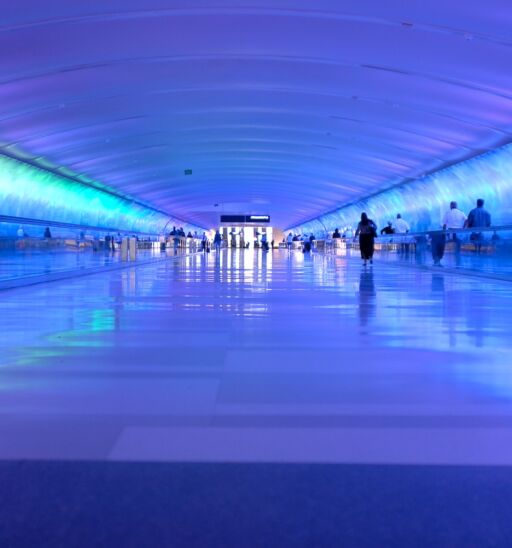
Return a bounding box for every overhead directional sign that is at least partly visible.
[220,215,270,224]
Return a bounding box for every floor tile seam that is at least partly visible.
[3,416,512,429]
[106,425,512,465]
[3,410,512,418]
[3,411,512,423]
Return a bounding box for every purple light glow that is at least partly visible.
[1,1,512,228]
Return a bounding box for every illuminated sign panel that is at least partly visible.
[221,215,270,223]
[220,215,246,223]
[247,215,270,222]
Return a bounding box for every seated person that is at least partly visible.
[380,222,394,235]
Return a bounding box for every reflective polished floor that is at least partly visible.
[0,246,192,287]
[1,248,512,466]
[377,245,512,278]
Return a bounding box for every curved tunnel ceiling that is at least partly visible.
[1,1,512,228]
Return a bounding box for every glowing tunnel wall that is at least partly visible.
[289,143,512,235]
[0,154,202,235]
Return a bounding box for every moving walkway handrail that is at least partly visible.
[317,224,512,241]
[388,225,512,238]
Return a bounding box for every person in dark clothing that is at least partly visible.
[302,234,312,253]
[466,198,491,229]
[380,222,394,235]
[466,198,491,253]
[201,232,208,251]
[172,229,180,253]
[302,234,315,252]
[355,213,377,265]
[44,227,52,239]
[261,233,269,251]
[213,230,222,252]
[332,228,341,239]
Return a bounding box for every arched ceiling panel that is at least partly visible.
[1,0,512,228]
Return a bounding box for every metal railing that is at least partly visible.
[310,225,512,251]
[300,224,512,278]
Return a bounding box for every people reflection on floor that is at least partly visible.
[430,230,446,266]
[358,268,376,328]
[355,213,377,266]
[431,273,445,293]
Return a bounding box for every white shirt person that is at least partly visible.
[394,214,410,233]
[442,201,467,230]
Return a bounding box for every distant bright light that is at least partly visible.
[248,215,270,221]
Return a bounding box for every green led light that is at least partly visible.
[0,154,201,233]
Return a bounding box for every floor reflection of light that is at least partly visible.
[244,248,255,284]
[8,349,63,368]
[5,246,512,407]
[42,308,117,349]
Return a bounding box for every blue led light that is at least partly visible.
[289,143,512,234]
[0,154,202,234]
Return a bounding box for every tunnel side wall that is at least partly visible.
[0,154,202,236]
[289,143,512,235]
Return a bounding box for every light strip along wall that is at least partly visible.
[288,143,512,235]
[0,154,202,234]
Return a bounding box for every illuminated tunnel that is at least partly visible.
[3,3,512,546]
[1,1,512,231]
[0,154,203,236]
